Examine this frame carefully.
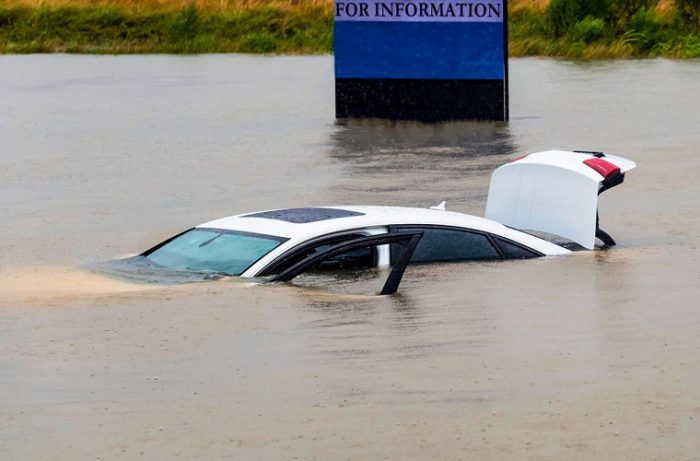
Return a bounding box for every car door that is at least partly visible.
[257,232,382,276]
[266,232,424,295]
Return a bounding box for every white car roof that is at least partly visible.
[200,206,512,240]
[197,205,568,262]
[197,205,571,277]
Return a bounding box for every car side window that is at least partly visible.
[389,226,501,264]
[492,237,540,259]
[310,246,375,271]
[261,234,376,275]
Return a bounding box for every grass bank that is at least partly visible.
[508,0,700,58]
[0,0,699,57]
[0,2,333,53]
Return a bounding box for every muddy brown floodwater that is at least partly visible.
[1,55,700,460]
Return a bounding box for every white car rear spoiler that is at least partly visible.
[485,150,636,250]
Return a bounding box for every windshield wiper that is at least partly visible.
[199,234,223,248]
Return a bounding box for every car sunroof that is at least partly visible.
[241,207,365,224]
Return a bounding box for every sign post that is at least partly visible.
[334,0,508,122]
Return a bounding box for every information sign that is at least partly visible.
[334,0,508,121]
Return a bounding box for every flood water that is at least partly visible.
[1,55,700,460]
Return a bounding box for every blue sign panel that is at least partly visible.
[334,0,508,121]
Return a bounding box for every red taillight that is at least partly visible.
[583,158,620,178]
[510,155,529,163]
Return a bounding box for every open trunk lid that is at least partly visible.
[485,150,636,250]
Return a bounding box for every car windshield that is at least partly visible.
[146,228,287,276]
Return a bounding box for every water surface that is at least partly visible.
[1,55,699,460]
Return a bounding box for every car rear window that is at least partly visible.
[493,237,539,259]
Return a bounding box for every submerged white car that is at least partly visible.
[141,150,636,294]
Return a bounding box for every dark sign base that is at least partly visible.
[336,78,507,122]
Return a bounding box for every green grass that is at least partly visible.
[508,1,700,58]
[0,1,698,57]
[0,4,333,53]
